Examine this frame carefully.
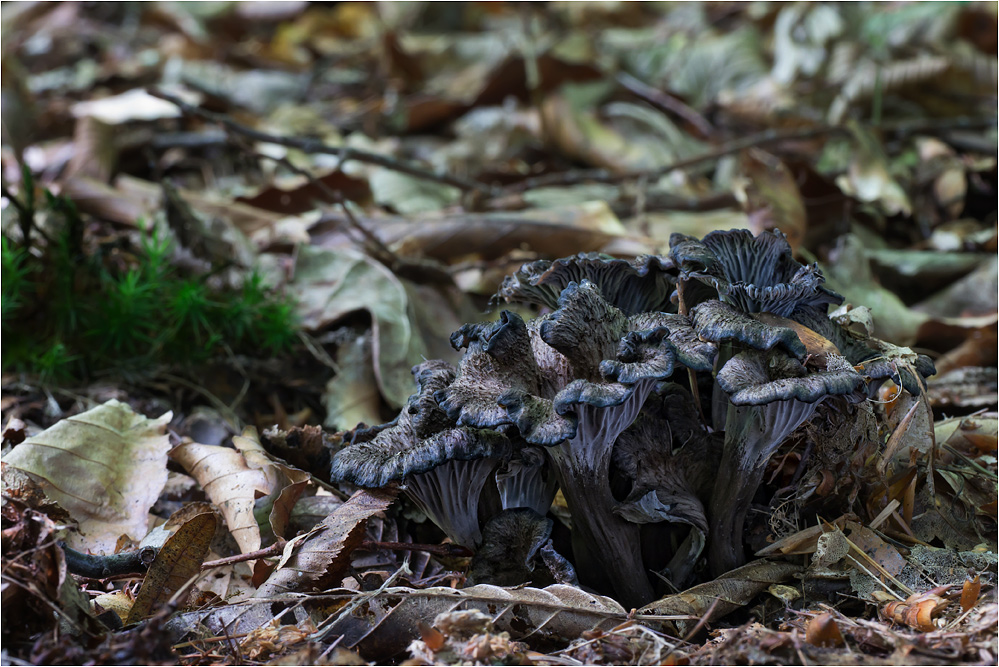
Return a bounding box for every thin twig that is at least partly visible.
[202,540,287,569]
[310,558,412,641]
[149,88,496,195]
[615,72,715,139]
[359,540,474,558]
[499,116,996,194]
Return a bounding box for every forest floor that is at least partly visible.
[1,3,997,665]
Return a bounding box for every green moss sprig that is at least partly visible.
[2,186,298,382]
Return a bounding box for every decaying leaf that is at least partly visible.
[126,511,218,624]
[291,246,435,408]
[2,399,172,553]
[640,560,804,632]
[256,487,398,597]
[168,582,638,660]
[323,332,384,430]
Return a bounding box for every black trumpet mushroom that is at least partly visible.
[669,230,934,575]
[440,280,699,607]
[331,358,563,557]
[708,348,863,575]
[328,229,937,607]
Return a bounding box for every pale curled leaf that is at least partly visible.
[169,441,273,554]
[256,487,398,597]
[2,399,172,553]
[232,427,311,541]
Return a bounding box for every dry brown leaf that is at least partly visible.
[256,487,398,597]
[2,399,172,553]
[168,582,636,660]
[126,511,218,624]
[738,148,807,253]
[384,204,629,262]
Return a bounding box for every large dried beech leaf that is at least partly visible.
[126,512,217,624]
[2,399,171,553]
[292,246,431,408]
[256,487,398,597]
[325,583,637,658]
[169,441,274,554]
[167,583,638,660]
[640,560,803,631]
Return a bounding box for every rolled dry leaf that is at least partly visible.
[882,588,951,632]
[960,575,981,612]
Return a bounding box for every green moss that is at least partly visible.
[2,187,299,381]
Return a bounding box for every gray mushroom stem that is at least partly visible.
[547,379,658,608]
[707,399,818,576]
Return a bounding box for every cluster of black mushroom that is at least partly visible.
[330,230,935,608]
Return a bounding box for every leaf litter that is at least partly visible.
[1,2,996,665]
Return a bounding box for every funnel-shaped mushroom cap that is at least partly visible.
[539,280,630,380]
[331,358,515,488]
[438,311,547,428]
[332,418,512,489]
[407,359,456,438]
[495,252,677,315]
[691,300,808,358]
[670,230,842,317]
[630,312,716,372]
[716,349,864,406]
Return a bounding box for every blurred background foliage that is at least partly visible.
[0,0,995,429]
